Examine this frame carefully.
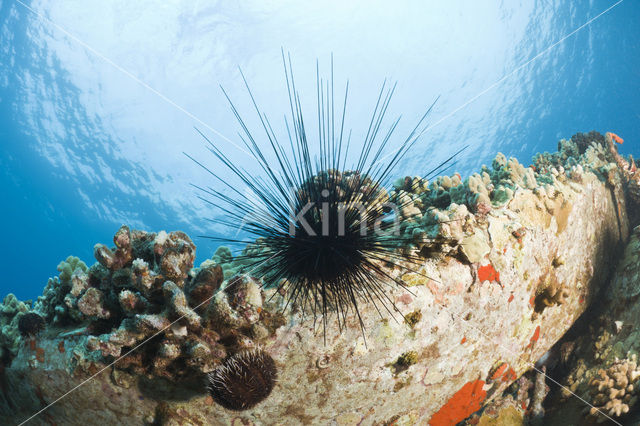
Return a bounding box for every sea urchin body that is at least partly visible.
[206,349,277,411]
[18,312,45,337]
[190,53,461,337]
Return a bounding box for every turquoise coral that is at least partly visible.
[0,294,30,362]
[33,255,87,324]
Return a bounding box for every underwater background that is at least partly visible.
[1,0,639,303]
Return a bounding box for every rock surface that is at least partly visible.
[542,224,640,425]
[0,132,635,425]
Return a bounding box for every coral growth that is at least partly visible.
[533,131,606,174]
[389,150,537,218]
[6,225,285,381]
[571,131,606,155]
[33,256,88,324]
[386,130,622,267]
[0,294,30,362]
[392,350,419,374]
[468,395,524,425]
[0,130,633,424]
[609,225,640,299]
[588,354,640,419]
[532,271,569,318]
[185,262,223,307]
[605,131,640,224]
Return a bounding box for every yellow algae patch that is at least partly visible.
[513,314,535,340]
[376,319,395,347]
[461,230,490,263]
[422,367,447,386]
[402,272,427,287]
[353,338,368,356]
[554,199,573,234]
[335,412,362,425]
[487,216,513,252]
[478,405,524,425]
[512,245,525,271]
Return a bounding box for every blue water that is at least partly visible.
[1,1,638,301]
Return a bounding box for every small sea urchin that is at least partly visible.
[206,349,277,411]
[189,53,462,337]
[18,312,45,337]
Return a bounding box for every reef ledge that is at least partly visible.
[0,131,637,425]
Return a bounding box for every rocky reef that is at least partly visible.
[0,131,638,425]
[539,222,640,425]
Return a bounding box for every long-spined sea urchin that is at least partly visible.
[187,52,463,339]
[18,312,45,337]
